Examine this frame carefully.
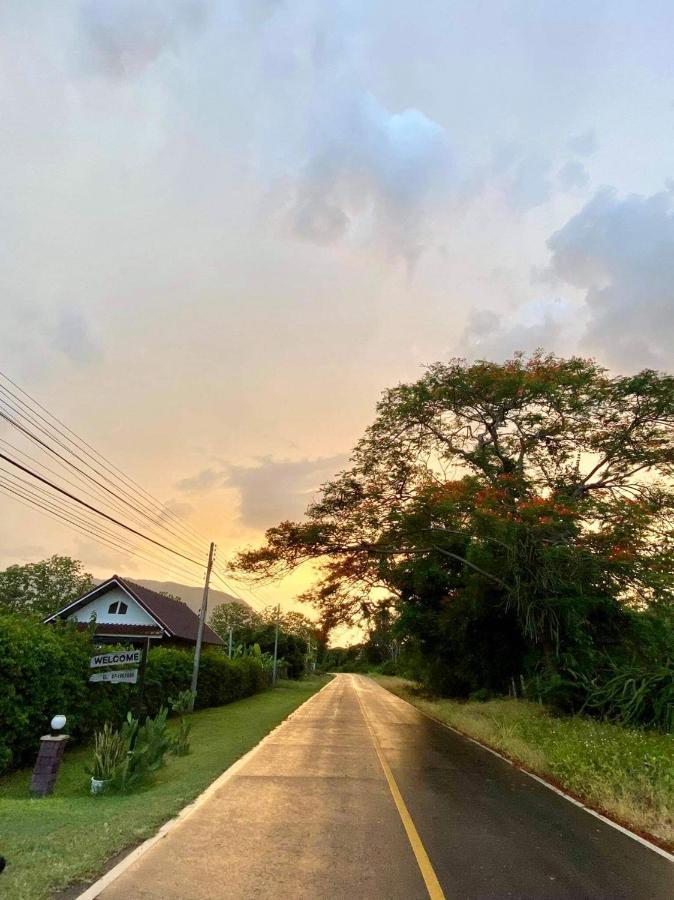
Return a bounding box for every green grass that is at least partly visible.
[0,677,328,899]
[374,676,674,850]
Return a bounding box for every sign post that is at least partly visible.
[88,646,145,698]
[134,636,151,718]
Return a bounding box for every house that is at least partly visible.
[44,575,224,649]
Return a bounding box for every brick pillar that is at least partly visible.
[29,735,69,797]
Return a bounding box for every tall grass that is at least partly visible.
[375,676,674,849]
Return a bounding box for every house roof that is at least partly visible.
[45,575,224,647]
[75,623,164,638]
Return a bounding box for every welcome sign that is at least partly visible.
[90,650,142,669]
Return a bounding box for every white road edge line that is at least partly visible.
[367,677,674,864]
[77,678,336,900]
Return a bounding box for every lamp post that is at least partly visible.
[30,714,69,797]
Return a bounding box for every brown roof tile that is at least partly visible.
[119,578,224,646]
[46,576,224,647]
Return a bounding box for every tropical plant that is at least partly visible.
[87,722,127,782]
[578,658,674,732]
[139,707,172,769]
[169,689,195,715]
[108,708,173,793]
[169,690,195,756]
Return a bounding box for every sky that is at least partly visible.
[1,1,673,631]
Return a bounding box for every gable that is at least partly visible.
[66,586,158,628]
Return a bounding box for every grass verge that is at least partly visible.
[0,676,328,900]
[374,675,673,850]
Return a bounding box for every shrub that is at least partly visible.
[106,709,173,794]
[0,614,269,774]
[168,689,194,756]
[578,658,674,733]
[0,615,103,772]
[468,688,494,703]
[142,648,268,713]
[379,659,398,676]
[87,723,127,782]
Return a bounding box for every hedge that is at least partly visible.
[0,614,269,774]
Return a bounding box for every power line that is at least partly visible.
[0,449,205,567]
[0,372,264,611]
[0,482,204,585]
[0,434,203,549]
[0,372,213,553]
[0,399,208,561]
[0,466,204,580]
[210,568,267,611]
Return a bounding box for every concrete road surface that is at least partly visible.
[93,674,673,900]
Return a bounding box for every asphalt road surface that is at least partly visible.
[94,674,673,900]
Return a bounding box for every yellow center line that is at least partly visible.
[352,676,446,900]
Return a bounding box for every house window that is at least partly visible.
[107,600,128,615]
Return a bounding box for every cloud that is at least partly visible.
[567,129,596,156]
[161,499,194,518]
[557,160,589,192]
[477,145,554,211]
[78,0,209,78]
[175,452,348,529]
[459,298,579,362]
[226,454,348,528]
[176,468,223,493]
[506,154,553,211]
[177,454,348,528]
[0,305,100,375]
[544,186,674,368]
[285,92,452,262]
[51,308,100,366]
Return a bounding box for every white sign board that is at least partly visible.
[89,669,138,684]
[90,650,141,669]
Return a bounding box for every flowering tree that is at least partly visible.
[231,353,674,692]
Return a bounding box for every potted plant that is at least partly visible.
[88,723,126,794]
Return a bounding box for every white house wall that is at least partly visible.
[66,587,157,627]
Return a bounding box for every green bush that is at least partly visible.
[0,614,270,774]
[379,659,398,676]
[0,615,103,772]
[142,648,269,714]
[577,658,674,732]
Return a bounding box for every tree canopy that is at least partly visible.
[0,555,94,620]
[231,353,674,700]
[209,600,261,638]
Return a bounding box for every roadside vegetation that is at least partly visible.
[0,555,327,897]
[0,676,327,900]
[376,675,674,849]
[0,613,269,773]
[233,353,674,735]
[0,556,324,775]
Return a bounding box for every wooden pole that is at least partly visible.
[134,636,151,719]
[272,603,280,686]
[189,542,215,711]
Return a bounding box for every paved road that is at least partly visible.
[95,674,673,899]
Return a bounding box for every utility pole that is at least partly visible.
[228,627,233,659]
[189,541,215,710]
[271,603,280,686]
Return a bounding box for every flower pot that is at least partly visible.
[90,776,111,795]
